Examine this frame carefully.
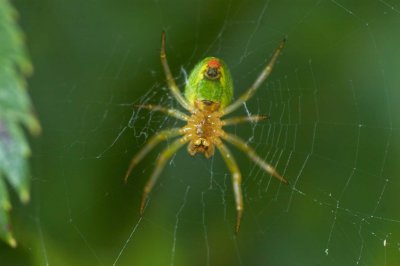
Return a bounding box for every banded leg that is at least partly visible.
[160,32,192,111]
[125,128,182,182]
[222,133,288,184]
[135,104,189,121]
[140,137,188,215]
[223,39,286,115]
[216,142,243,233]
[222,115,267,126]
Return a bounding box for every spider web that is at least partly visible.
[5,0,400,265]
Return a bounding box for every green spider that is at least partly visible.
[125,32,288,233]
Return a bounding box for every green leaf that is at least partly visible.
[0,0,40,247]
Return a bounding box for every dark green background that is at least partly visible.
[2,0,400,265]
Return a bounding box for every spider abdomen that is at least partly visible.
[184,57,233,108]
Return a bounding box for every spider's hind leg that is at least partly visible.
[160,32,192,111]
[223,39,285,115]
[222,115,268,126]
[135,104,189,121]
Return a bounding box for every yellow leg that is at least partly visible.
[222,133,288,184]
[135,104,189,121]
[140,137,188,215]
[222,115,267,126]
[160,32,192,111]
[216,142,243,233]
[223,39,286,115]
[125,128,181,182]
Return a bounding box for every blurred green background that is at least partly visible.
[1,0,400,265]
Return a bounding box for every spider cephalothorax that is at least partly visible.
[125,32,287,233]
[184,100,223,158]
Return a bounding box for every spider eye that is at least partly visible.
[205,67,220,80]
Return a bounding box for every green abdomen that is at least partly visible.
[184,57,233,109]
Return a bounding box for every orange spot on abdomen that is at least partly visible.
[207,59,221,69]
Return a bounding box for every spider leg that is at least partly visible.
[160,31,192,111]
[222,133,288,184]
[222,115,267,126]
[125,128,182,182]
[223,39,286,115]
[216,141,243,233]
[140,137,188,215]
[135,104,189,121]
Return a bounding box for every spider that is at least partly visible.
[125,32,288,233]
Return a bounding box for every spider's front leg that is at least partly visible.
[140,137,188,215]
[222,133,288,184]
[216,142,243,233]
[125,128,182,182]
